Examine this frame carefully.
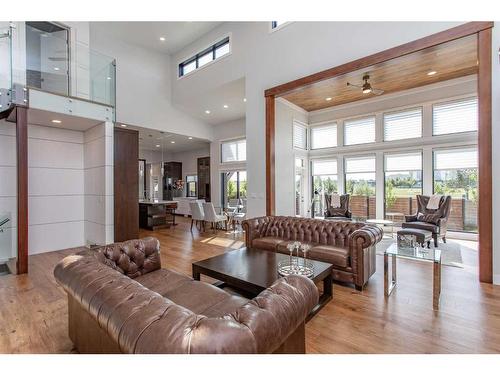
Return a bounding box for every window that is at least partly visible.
[271,21,289,30]
[221,138,246,163]
[384,152,422,221]
[186,175,197,197]
[295,158,306,216]
[345,156,376,220]
[293,121,308,150]
[311,159,338,217]
[433,147,478,233]
[384,107,422,141]
[344,116,376,146]
[433,97,478,135]
[221,171,247,209]
[310,123,337,149]
[178,36,230,77]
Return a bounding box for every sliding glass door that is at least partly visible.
[221,170,247,209]
[311,159,338,217]
[344,156,376,220]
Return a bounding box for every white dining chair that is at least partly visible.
[202,202,228,233]
[189,202,205,232]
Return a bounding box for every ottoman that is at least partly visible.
[397,228,433,248]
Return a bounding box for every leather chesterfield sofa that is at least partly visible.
[242,216,383,290]
[54,237,318,354]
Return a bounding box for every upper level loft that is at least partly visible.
[1,21,116,123]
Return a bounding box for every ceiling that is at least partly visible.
[174,77,246,125]
[28,108,103,131]
[130,125,210,153]
[281,34,478,112]
[90,22,223,54]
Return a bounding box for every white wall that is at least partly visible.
[275,98,308,216]
[84,122,114,246]
[210,118,246,207]
[27,124,85,254]
[0,120,17,262]
[89,27,214,141]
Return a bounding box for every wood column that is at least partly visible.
[16,106,28,274]
[477,28,493,283]
[265,95,275,216]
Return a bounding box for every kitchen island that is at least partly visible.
[139,200,178,230]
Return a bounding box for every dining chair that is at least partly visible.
[202,202,228,233]
[189,202,205,232]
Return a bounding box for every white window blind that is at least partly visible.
[344,116,376,145]
[433,97,478,135]
[293,122,307,149]
[221,138,246,163]
[384,107,422,141]
[434,148,478,170]
[345,156,376,173]
[310,123,337,149]
[385,152,422,172]
[312,159,337,175]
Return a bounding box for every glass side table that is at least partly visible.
[384,243,442,310]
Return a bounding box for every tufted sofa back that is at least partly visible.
[95,237,161,278]
[245,216,366,248]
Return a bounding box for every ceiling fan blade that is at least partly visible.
[347,82,363,90]
[372,88,385,95]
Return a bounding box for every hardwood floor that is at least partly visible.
[1,216,499,353]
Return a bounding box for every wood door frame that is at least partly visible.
[264,21,494,283]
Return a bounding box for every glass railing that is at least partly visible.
[2,22,116,110]
[0,24,13,111]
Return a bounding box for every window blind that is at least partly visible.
[311,123,337,149]
[385,152,422,172]
[433,97,478,135]
[221,138,246,163]
[345,156,376,173]
[344,116,376,145]
[434,148,478,170]
[312,159,337,175]
[384,107,422,141]
[293,122,307,149]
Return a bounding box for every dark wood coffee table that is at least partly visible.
[192,247,334,321]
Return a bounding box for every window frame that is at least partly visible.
[310,122,338,150]
[178,35,231,78]
[186,175,198,198]
[343,115,376,146]
[383,106,423,142]
[293,120,308,150]
[220,137,247,164]
[270,21,292,32]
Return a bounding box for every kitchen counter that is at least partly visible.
[139,200,178,230]
[139,200,177,205]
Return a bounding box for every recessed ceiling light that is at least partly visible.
[205,110,211,114]
[51,119,62,124]
[171,141,175,144]
[188,137,193,140]
[155,144,160,147]
[427,70,437,76]
[243,98,247,102]
[120,124,127,127]
[223,104,228,109]
[53,67,60,71]
[159,37,166,41]
[325,97,332,101]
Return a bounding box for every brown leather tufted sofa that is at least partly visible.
[242,216,383,290]
[54,237,318,354]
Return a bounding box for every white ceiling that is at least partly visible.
[28,108,102,131]
[90,22,223,54]
[174,77,246,125]
[128,125,210,153]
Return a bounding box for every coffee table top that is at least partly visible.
[192,247,333,291]
[385,243,441,263]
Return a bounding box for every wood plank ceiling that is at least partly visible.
[281,34,478,112]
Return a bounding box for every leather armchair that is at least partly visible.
[402,195,452,247]
[324,194,352,218]
[54,237,318,354]
[243,216,383,290]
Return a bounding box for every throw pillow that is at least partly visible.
[417,212,441,225]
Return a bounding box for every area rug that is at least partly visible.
[376,237,464,268]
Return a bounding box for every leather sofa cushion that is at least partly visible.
[251,237,284,251]
[135,268,248,316]
[309,245,349,268]
[402,221,439,233]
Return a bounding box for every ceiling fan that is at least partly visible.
[346,74,384,95]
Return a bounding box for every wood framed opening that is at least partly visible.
[265,22,493,283]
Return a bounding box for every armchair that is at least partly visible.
[402,195,451,247]
[324,194,352,218]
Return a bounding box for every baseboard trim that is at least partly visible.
[493,274,500,285]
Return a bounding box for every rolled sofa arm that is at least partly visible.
[54,253,318,354]
[349,225,383,277]
[242,216,271,247]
